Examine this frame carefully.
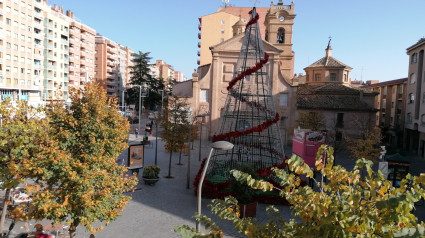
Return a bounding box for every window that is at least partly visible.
[422,114,425,126]
[220,29,224,34]
[410,73,416,84]
[330,73,336,81]
[423,92,425,103]
[315,74,321,81]
[336,113,344,128]
[221,20,225,25]
[13,56,18,61]
[5,54,10,60]
[391,102,394,108]
[411,53,418,64]
[382,86,387,95]
[6,66,10,72]
[200,89,208,102]
[279,93,288,106]
[220,38,224,43]
[407,113,412,124]
[408,93,415,104]
[6,18,11,24]
[277,28,284,44]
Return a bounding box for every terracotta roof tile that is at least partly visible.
[307,56,352,69]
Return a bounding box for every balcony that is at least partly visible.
[34,33,43,40]
[34,0,42,9]
[35,44,43,50]
[34,54,43,60]
[34,12,44,20]
[34,22,44,30]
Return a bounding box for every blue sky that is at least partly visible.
[50,0,425,82]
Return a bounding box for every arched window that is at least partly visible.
[277,28,284,44]
[265,30,268,41]
[410,73,416,84]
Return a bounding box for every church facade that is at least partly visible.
[173,0,378,148]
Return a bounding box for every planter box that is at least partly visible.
[143,177,159,185]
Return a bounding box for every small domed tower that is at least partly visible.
[232,17,245,36]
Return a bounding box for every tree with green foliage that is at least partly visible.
[127,51,165,111]
[296,111,324,131]
[160,95,192,178]
[176,145,425,237]
[29,82,138,237]
[0,100,62,234]
[346,127,383,163]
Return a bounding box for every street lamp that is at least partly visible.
[196,114,205,162]
[196,141,234,232]
[150,112,160,166]
[133,83,148,132]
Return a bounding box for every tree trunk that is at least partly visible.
[0,188,11,236]
[167,151,173,178]
[68,223,77,238]
[177,150,183,165]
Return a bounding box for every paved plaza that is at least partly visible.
[3,118,425,237]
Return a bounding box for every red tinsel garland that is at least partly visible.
[193,157,308,205]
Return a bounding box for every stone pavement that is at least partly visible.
[4,116,425,237]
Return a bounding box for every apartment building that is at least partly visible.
[197,6,268,66]
[117,46,133,106]
[63,10,96,91]
[362,78,408,148]
[155,59,174,84]
[0,0,47,106]
[94,35,133,103]
[405,38,425,158]
[43,5,69,101]
[0,0,136,106]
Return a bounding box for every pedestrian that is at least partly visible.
[135,128,139,138]
[34,224,50,238]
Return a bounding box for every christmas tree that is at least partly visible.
[206,7,285,182]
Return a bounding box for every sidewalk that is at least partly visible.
[4,117,425,237]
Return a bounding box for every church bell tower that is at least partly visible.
[264,0,296,80]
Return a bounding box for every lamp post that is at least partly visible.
[154,114,159,165]
[196,141,234,232]
[134,83,148,132]
[196,114,205,162]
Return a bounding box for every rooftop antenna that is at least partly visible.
[222,0,229,7]
[251,0,263,6]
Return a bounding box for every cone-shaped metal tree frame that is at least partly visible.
[206,8,285,181]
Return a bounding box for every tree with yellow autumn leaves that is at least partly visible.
[176,145,425,237]
[0,83,138,237]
